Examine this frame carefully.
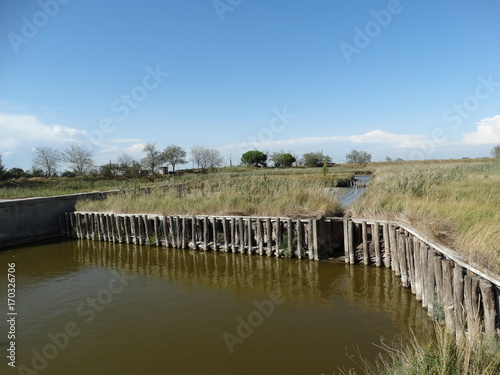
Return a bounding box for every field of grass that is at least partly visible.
[0,165,367,199]
[349,158,500,274]
[76,171,354,218]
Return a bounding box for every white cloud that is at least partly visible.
[222,129,434,151]
[0,112,86,150]
[462,115,500,144]
[111,138,145,143]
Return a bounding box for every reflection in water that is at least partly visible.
[0,240,433,375]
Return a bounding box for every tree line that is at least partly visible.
[3,144,496,180]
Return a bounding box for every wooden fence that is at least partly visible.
[61,212,499,340]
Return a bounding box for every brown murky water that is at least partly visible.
[0,239,433,375]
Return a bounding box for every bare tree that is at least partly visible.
[191,146,224,172]
[64,145,94,175]
[32,146,62,176]
[141,143,165,175]
[206,148,224,169]
[117,153,141,178]
[162,144,187,173]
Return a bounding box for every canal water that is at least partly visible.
[0,239,433,375]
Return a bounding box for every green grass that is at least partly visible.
[349,159,500,274]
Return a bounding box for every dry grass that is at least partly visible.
[349,159,500,274]
[76,174,344,218]
[337,325,500,375]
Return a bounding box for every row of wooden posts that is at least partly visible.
[61,211,499,340]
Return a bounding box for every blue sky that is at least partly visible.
[1,0,500,170]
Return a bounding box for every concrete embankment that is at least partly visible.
[0,191,114,248]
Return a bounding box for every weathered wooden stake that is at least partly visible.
[203,217,209,251]
[266,218,272,256]
[296,220,303,259]
[426,248,435,317]
[238,217,245,253]
[441,260,454,332]
[257,218,264,255]
[222,218,229,252]
[479,279,497,339]
[287,219,293,257]
[362,221,369,265]
[382,223,391,267]
[453,265,465,341]
[398,232,408,287]
[374,222,381,267]
[348,220,355,264]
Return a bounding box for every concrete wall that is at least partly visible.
[0,191,114,249]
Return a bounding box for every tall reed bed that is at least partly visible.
[349,160,500,273]
[76,175,343,218]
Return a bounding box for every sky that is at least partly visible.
[1,0,500,170]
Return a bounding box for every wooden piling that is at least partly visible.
[222,218,229,252]
[453,265,465,340]
[479,279,497,339]
[247,218,253,254]
[296,219,303,259]
[434,255,444,305]
[203,217,209,251]
[348,220,354,264]
[238,217,245,253]
[192,216,197,250]
[398,232,408,287]
[212,217,218,251]
[153,216,160,246]
[426,248,435,317]
[390,225,399,276]
[362,221,369,265]
[441,260,454,332]
[287,218,293,257]
[308,219,314,260]
[257,218,264,255]
[373,222,381,266]
[414,239,423,301]
[382,223,391,267]
[266,218,272,256]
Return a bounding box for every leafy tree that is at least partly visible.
[385,156,393,162]
[346,149,372,164]
[32,146,62,176]
[492,144,500,158]
[0,155,5,180]
[6,168,29,179]
[302,151,331,167]
[141,143,165,175]
[241,150,267,167]
[270,152,296,168]
[162,145,187,173]
[64,145,94,175]
[99,162,121,178]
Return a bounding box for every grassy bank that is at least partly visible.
[0,165,367,199]
[349,159,500,274]
[339,325,500,375]
[76,173,345,218]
